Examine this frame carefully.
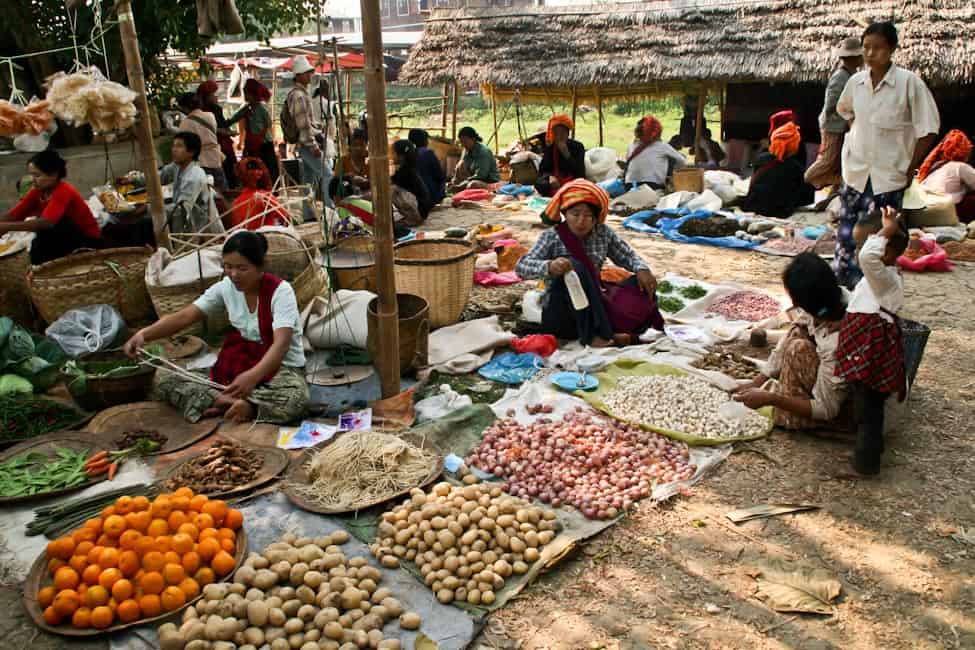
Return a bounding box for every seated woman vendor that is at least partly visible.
[449,127,500,192]
[535,114,586,197]
[123,231,309,424]
[515,179,663,348]
[918,129,975,223]
[0,150,103,264]
[624,115,687,190]
[742,122,815,218]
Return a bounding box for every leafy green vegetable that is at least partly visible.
[679,284,708,300]
[658,296,686,313]
[0,317,12,350]
[0,374,32,395]
[0,446,91,497]
[0,395,83,441]
[1,325,34,369]
[657,280,675,294]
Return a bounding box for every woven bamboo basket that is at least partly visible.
[28,247,155,326]
[672,168,704,193]
[393,239,475,329]
[329,235,377,291]
[0,246,33,327]
[145,253,225,336]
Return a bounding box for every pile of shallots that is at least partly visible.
[466,408,695,519]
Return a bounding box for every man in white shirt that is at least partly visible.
[833,21,939,288]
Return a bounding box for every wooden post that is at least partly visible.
[452,80,459,141]
[359,0,400,396]
[116,0,169,248]
[570,87,578,138]
[490,84,499,154]
[595,86,604,146]
[345,71,353,123]
[331,38,347,162]
[441,81,449,136]
[694,87,706,165]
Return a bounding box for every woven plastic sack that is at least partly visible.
[45,304,126,358]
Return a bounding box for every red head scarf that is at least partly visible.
[769,123,802,162]
[236,157,272,190]
[638,115,662,144]
[917,129,974,181]
[546,114,575,144]
[542,179,610,225]
[197,80,219,97]
[243,78,272,102]
[768,110,796,138]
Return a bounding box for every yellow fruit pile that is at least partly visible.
[37,487,244,630]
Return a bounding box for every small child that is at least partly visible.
[835,206,910,475]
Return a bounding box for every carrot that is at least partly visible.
[84,450,108,467]
[85,460,110,476]
[107,462,118,481]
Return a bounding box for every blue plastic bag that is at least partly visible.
[623,208,687,234]
[657,211,759,250]
[597,178,630,198]
[498,183,535,197]
[802,224,828,240]
[477,352,544,385]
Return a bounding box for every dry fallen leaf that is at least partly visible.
[416,632,439,650]
[754,560,841,615]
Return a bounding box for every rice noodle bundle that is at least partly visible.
[0,99,54,136]
[45,67,137,133]
[288,430,440,511]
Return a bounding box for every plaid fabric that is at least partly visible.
[515,224,650,281]
[835,312,905,394]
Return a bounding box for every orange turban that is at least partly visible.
[768,110,795,138]
[769,122,801,162]
[197,80,218,97]
[918,129,974,181]
[546,114,575,144]
[638,115,662,144]
[542,179,609,225]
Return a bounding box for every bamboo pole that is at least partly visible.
[441,81,449,136]
[490,84,499,154]
[331,38,347,161]
[570,87,578,138]
[359,0,400,396]
[116,0,169,249]
[452,80,459,141]
[595,86,604,146]
[694,87,706,165]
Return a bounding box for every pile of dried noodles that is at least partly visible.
[45,67,137,133]
[0,100,54,136]
[288,431,439,511]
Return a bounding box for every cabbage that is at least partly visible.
[0,317,11,350]
[1,325,34,369]
[15,356,59,392]
[0,374,32,395]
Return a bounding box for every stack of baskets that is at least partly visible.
[28,247,155,326]
[393,239,475,329]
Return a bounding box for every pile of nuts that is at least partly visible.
[601,375,769,439]
[706,291,782,322]
[370,482,558,606]
[692,351,761,380]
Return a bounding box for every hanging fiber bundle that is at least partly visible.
[45,67,137,133]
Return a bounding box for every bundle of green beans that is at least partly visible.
[25,482,159,539]
[0,448,91,498]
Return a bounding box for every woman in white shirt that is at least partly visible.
[624,116,687,190]
[918,129,975,223]
[833,21,940,289]
[124,231,309,424]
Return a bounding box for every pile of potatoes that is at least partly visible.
[157,530,421,650]
[370,481,559,606]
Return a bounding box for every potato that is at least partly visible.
[284,617,305,634]
[377,641,402,650]
[234,564,257,586]
[399,611,421,630]
[303,570,325,589]
[289,562,310,585]
[340,587,363,609]
[298,604,317,622]
[370,587,392,605]
[159,623,183,650]
[296,585,317,605]
[538,530,555,545]
[512,561,529,575]
[324,621,345,640]
[509,537,526,554]
[282,599,301,617]
[314,607,341,628]
[181,619,206,642]
[266,627,287,643]
[322,553,345,570]
[265,595,284,610]
[524,548,540,563]
[358,578,377,594]
[269,607,287,627]
[243,627,266,646]
[370,605,388,621]
[240,646,258,650]
[300,643,320,650]
[254,569,279,590]
[331,530,350,544]
[203,583,229,601]
[305,629,322,641]
[245,587,265,601]
[436,588,454,603]
[271,638,291,650]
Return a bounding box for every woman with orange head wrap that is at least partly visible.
[624,115,687,190]
[231,157,290,230]
[535,114,586,197]
[517,179,663,347]
[742,123,815,218]
[918,129,975,222]
[228,79,279,187]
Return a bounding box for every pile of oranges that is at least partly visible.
[36,487,244,630]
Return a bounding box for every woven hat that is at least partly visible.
[836,37,863,58]
[291,55,315,75]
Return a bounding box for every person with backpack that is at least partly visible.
[282,55,332,209]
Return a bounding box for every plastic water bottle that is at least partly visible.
[564,270,589,310]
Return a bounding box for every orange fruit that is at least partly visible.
[85,585,110,608]
[193,567,215,586]
[71,606,92,629]
[103,514,127,538]
[193,513,215,531]
[150,497,173,520]
[188,494,208,512]
[95,534,113,547]
[170,495,191,512]
[74,541,94,558]
[90,605,113,629]
[154,536,172,553]
[223,509,244,531]
[131,495,151,512]
[100,505,116,519]
[84,518,103,534]
[196,538,220,562]
[167,510,188,531]
[162,563,185,585]
[161,585,186,612]
[43,606,62,625]
[146,518,169,537]
[118,530,141,550]
[142,551,165,572]
[76,583,88,598]
[86,545,104,566]
[219,538,235,553]
[98,567,122,591]
[139,594,161,617]
[118,550,140,577]
[98,547,120,570]
[173,487,194,499]
[71,527,97,545]
[111,578,134,602]
[198,527,219,542]
[47,558,66,575]
[171,533,194,555]
[140,571,164,595]
[47,536,76,560]
[176,522,200,541]
[216,527,235,541]
[52,589,80,617]
[117,598,140,623]
[201,500,228,526]
[127,510,151,533]
[82,564,102,586]
[68,554,88,574]
[54,566,80,591]
[163,551,181,567]
[114,496,133,515]
[181,551,201,576]
[134,536,156,557]
[178,577,200,600]
[211,550,235,576]
[38,585,57,609]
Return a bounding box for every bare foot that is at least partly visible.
[203,395,234,418]
[591,337,613,348]
[612,333,634,347]
[224,399,256,423]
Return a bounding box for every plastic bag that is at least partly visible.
[897,239,954,273]
[478,352,544,385]
[521,290,544,324]
[585,147,620,182]
[415,385,474,422]
[45,304,126,358]
[510,334,558,357]
[598,178,629,199]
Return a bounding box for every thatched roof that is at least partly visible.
[399,1,975,96]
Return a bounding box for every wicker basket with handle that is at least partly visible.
[0,246,33,327]
[27,247,155,326]
[393,239,475,329]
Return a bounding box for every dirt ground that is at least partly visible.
[3,203,973,649]
[426,204,975,650]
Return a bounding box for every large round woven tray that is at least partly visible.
[282,432,442,514]
[158,442,290,498]
[83,401,219,455]
[23,530,247,636]
[0,435,106,506]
